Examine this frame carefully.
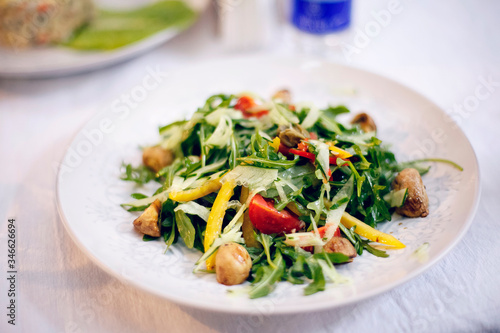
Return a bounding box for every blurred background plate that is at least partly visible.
[0,0,209,79]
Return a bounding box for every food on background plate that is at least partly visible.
[64,1,196,51]
[121,90,461,298]
[0,0,95,49]
[0,0,196,51]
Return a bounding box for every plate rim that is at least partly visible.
[55,55,481,315]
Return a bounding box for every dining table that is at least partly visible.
[1,1,499,332]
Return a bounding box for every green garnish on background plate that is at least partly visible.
[64,1,196,51]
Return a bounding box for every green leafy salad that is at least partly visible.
[121,90,454,298]
[65,1,196,51]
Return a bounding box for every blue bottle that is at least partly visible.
[291,0,352,35]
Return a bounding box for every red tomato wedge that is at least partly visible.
[248,194,305,234]
[234,96,269,118]
[234,96,254,111]
[329,156,349,166]
[278,143,292,156]
[317,225,341,238]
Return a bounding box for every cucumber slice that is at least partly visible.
[383,188,408,208]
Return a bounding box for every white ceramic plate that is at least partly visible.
[0,0,208,78]
[56,55,480,314]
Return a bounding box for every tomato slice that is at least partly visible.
[317,226,341,238]
[248,194,305,234]
[234,96,269,118]
[234,96,255,111]
[278,143,292,156]
[329,156,349,166]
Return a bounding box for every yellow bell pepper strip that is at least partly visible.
[169,177,222,202]
[340,212,406,248]
[240,186,262,248]
[204,180,237,269]
[329,145,352,159]
[268,137,281,152]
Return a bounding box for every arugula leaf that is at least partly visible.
[174,210,196,249]
[249,250,285,299]
[256,234,276,268]
[121,163,157,185]
[274,188,303,211]
[142,234,158,241]
[363,242,389,258]
[159,120,188,134]
[179,158,202,177]
[229,133,240,170]
[426,159,462,171]
[163,219,177,253]
[237,156,297,169]
[304,258,325,295]
[325,105,351,116]
[395,161,431,175]
[312,252,351,264]
[131,193,149,200]
[287,254,307,285]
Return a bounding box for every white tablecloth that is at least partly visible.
[1,1,499,332]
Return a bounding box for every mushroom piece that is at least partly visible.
[272,89,292,104]
[142,146,174,172]
[215,243,252,286]
[323,237,357,260]
[277,124,310,148]
[133,199,162,237]
[392,168,429,218]
[351,112,377,133]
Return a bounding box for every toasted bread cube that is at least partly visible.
[133,199,162,237]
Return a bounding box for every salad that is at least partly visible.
[121,90,453,298]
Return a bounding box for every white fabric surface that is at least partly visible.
[1,1,499,332]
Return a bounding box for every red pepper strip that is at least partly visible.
[290,149,316,162]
